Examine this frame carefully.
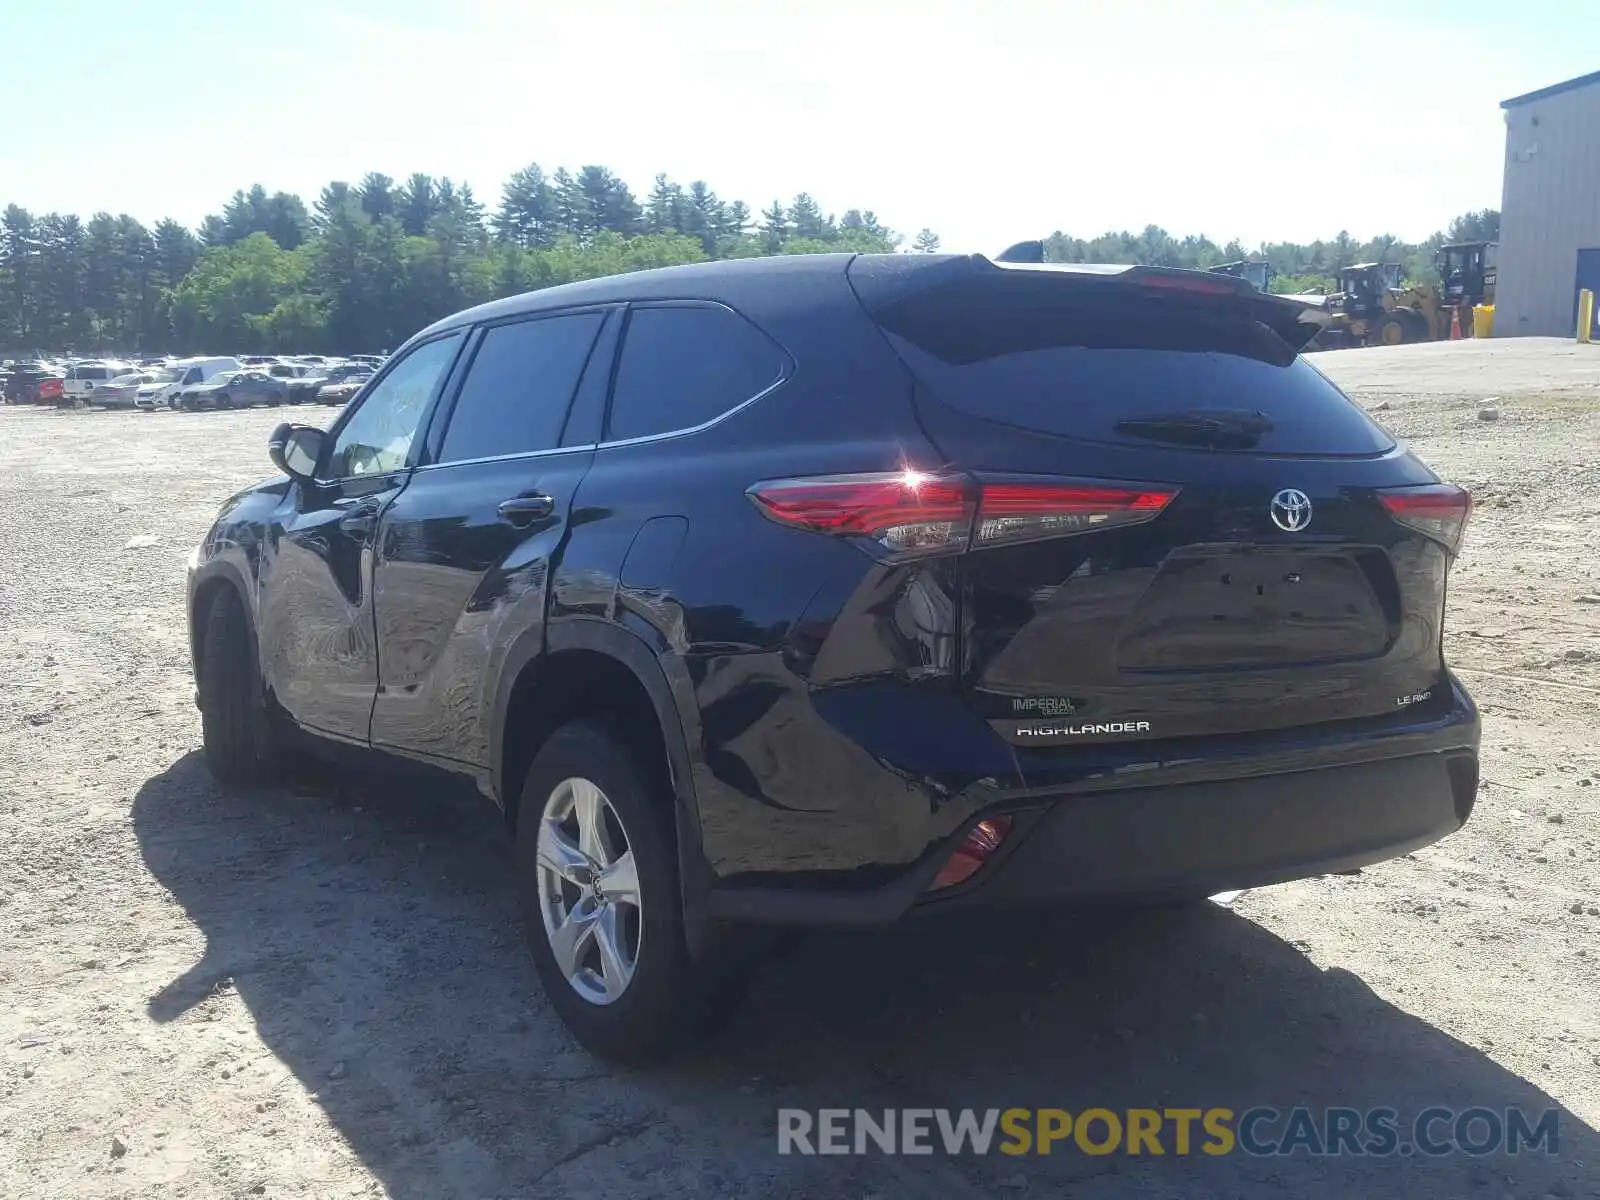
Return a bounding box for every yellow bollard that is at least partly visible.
[1579,289,1595,344]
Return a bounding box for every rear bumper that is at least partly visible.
[935,748,1477,908]
[706,679,1479,926]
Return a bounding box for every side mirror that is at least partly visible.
[268,422,325,481]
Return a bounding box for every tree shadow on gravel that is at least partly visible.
[134,753,1598,1200]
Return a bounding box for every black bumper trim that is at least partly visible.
[706,747,1478,926]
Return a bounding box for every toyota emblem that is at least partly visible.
[1270,488,1313,532]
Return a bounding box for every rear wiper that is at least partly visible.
[1113,408,1274,449]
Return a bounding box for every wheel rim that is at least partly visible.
[535,777,642,1005]
[1381,322,1404,345]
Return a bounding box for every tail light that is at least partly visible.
[744,471,975,556]
[1128,271,1241,297]
[929,816,1013,890]
[748,471,1177,558]
[1377,483,1472,555]
[975,482,1176,547]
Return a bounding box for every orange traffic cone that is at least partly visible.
[1449,307,1463,340]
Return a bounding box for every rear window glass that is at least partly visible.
[607,304,787,442]
[880,293,1392,456]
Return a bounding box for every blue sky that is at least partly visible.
[2,0,1596,251]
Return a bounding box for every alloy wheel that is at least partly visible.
[534,777,642,1005]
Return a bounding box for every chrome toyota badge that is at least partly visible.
[1270,488,1313,532]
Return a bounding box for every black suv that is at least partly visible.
[186,252,1480,1060]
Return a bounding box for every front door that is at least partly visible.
[369,308,617,765]
[261,332,466,743]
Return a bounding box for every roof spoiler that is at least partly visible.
[995,239,1046,264]
[981,245,1328,351]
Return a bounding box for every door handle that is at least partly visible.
[337,499,381,537]
[497,493,555,525]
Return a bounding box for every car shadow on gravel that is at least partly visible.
[132,753,1598,1200]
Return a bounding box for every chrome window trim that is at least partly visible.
[413,441,598,472]
[593,372,786,449]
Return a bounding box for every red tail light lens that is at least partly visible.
[1128,270,1241,296]
[747,471,974,557]
[929,816,1013,890]
[749,472,1178,557]
[1378,483,1472,555]
[975,482,1176,548]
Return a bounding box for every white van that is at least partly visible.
[134,356,242,410]
[62,361,134,406]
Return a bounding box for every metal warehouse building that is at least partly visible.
[1495,69,1600,337]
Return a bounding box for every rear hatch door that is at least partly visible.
[852,257,1464,748]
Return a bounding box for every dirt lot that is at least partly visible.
[2,338,1598,1199]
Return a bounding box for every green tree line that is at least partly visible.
[0,165,924,356]
[0,158,1498,356]
[1043,208,1501,295]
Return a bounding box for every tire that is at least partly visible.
[197,588,279,788]
[514,720,740,1062]
[215,393,231,410]
[1371,314,1408,347]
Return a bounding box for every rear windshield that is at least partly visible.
[70,366,114,381]
[879,290,1392,456]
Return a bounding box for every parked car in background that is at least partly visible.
[62,361,134,406]
[3,361,62,404]
[239,355,280,367]
[347,354,385,368]
[132,366,185,410]
[315,371,372,406]
[93,371,160,408]
[135,357,242,410]
[287,361,364,405]
[177,368,289,410]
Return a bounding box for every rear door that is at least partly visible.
[861,263,1467,749]
[368,306,617,766]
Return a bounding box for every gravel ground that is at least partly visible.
[2,340,1598,1199]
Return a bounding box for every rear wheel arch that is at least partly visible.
[493,622,700,838]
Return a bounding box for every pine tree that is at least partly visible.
[552,168,592,239]
[358,173,397,221]
[495,164,556,249]
[577,166,640,236]
[912,228,941,253]
[315,182,360,229]
[398,174,438,237]
[759,201,788,253]
[261,193,310,251]
[645,174,685,235]
[787,193,831,241]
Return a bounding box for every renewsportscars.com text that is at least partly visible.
[777,1107,1561,1158]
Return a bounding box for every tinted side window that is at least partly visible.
[438,312,605,464]
[607,305,786,442]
